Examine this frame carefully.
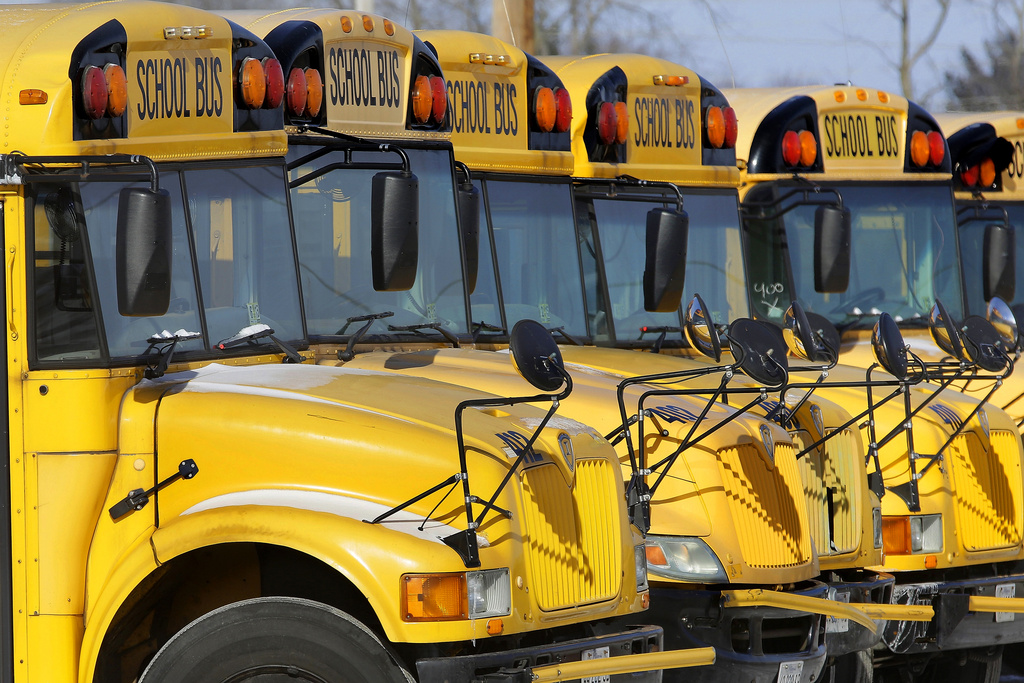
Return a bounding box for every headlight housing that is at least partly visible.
[882,514,942,555]
[645,536,727,583]
[635,544,649,592]
[402,568,511,621]
[873,507,883,549]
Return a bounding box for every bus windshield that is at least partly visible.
[31,163,302,365]
[475,179,588,338]
[744,182,964,328]
[578,188,746,343]
[958,202,1024,316]
[289,145,466,338]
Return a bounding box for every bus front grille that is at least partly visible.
[520,459,622,611]
[799,428,860,556]
[950,430,1022,552]
[718,443,811,569]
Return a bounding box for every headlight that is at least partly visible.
[402,568,511,622]
[645,536,727,583]
[882,515,942,555]
[635,545,649,592]
[467,568,511,619]
[873,508,883,549]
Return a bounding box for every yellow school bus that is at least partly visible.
[729,86,1024,680]
[934,112,1024,415]
[0,3,688,682]
[539,51,929,682]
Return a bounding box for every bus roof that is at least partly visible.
[548,53,740,186]
[0,1,285,160]
[416,29,572,175]
[726,85,950,181]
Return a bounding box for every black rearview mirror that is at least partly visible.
[814,204,851,293]
[684,293,721,362]
[643,207,688,312]
[458,179,481,295]
[509,319,566,392]
[983,223,1015,303]
[371,170,419,291]
[727,318,789,386]
[116,187,172,316]
[872,312,909,380]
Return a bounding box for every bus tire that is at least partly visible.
[139,596,413,683]
[828,650,873,683]
[923,646,1002,683]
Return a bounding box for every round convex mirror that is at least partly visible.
[727,318,789,387]
[929,299,967,361]
[961,315,1007,372]
[509,319,565,392]
[783,301,841,363]
[872,312,909,380]
[987,297,1019,351]
[684,293,721,362]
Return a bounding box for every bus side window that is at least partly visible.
[31,185,102,362]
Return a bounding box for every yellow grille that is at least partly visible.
[718,443,811,568]
[797,429,860,556]
[520,459,622,611]
[950,430,1022,551]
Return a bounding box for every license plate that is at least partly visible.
[826,589,851,633]
[996,583,1016,623]
[581,646,610,683]
[778,660,804,683]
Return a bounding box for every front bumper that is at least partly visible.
[416,625,714,683]
[883,572,1024,654]
[631,581,830,683]
[823,569,895,658]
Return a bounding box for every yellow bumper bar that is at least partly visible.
[722,589,933,633]
[969,595,1024,614]
[530,647,716,682]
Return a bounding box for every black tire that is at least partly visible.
[139,596,413,683]
[921,646,1003,683]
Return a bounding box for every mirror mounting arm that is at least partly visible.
[956,203,1010,230]
[740,187,844,222]
[2,152,161,191]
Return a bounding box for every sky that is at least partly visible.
[652,0,996,112]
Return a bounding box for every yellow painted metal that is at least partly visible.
[722,589,881,633]
[854,603,934,622]
[969,595,1024,614]
[530,647,716,682]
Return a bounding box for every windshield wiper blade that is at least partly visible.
[335,311,394,360]
[638,325,685,353]
[548,326,583,346]
[143,330,202,379]
[388,322,460,347]
[471,320,506,342]
[215,323,304,363]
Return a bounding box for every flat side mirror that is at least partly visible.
[872,312,908,379]
[987,297,1019,350]
[643,207,689,312]
[929,299,967,361]
[727,318,789,386]
[961,315,1007,372]
[509,319,565,392]
[983,223,1015,302]
[458,180,481,294]
[783,301,840,363]
[684,293,721,362]
[116,187,172,316]
[814,205,851,293]
[371,171,419,291]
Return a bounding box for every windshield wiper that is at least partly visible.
[471,320,506,342]
[638,325,685,353]
[143,330,202,379]
[388,322,460,347]
[215,323,304,363]
[548,326,583,346]
[335,311,395,360]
